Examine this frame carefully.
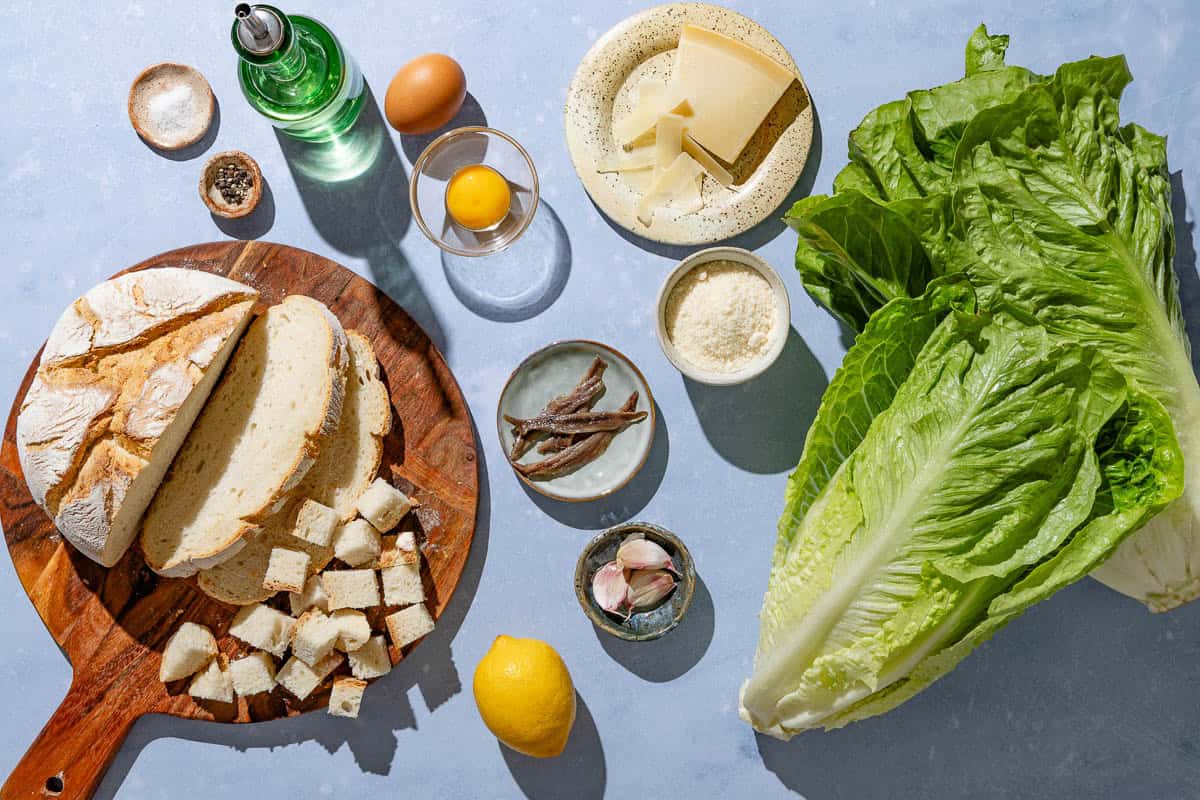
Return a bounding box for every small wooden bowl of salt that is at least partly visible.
[655,247,790,386]
[128,62,215,151]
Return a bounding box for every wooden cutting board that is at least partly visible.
[0,242,479,799]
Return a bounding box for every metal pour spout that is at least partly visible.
[234,3,285,56]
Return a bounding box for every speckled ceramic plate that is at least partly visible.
[564,3,813,246]
[497,340,655,502]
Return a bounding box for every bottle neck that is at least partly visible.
[232,8,306,79]
[264,31,306,80]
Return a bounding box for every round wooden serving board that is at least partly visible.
[0,242,479,799]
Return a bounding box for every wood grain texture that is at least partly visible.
[0,242,479,800]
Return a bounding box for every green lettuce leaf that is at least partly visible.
[965,23,1010,75]
[741,300,1182,738]
[951,57,1200,610]
[783,27,1200,611]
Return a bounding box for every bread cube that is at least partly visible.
[276,652,343,701]
[188,655,233,703]
[293,499,340,547]
[328,676,367,718]
[347,635,392,680]
[385,603,435,648]
[322,569,380,610]
[333,518,381,567]
[229,652,276,696]
[291,609,340,666]
[159,622,218,683]
[228,603,295,658]
[356,478,415,532]
[263,547,311,593]
[289,573,329,616]
[331,609,371,652]
[377,530,420,569]
[381,562,424,607]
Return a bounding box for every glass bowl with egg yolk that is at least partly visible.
[410,126,539,257]
[445,164,511,231]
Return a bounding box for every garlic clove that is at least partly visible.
[627,569,677,610]
[591,561,631,617]
[616,536,679,575]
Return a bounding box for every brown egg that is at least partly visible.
[384,54,467,135]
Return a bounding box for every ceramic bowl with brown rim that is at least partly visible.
[574,522,696,641]
[497,340,655,502]
[200,151,263,219]
[128,62,215,151]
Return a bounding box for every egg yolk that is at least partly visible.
[445,165,511,231]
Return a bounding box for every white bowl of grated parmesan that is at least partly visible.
[656,247,790,386]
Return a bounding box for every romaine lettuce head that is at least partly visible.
[783,26,1200,612]
[740,288,1181,738]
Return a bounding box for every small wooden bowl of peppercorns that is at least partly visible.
[200,151,263,219]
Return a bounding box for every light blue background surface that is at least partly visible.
[3,1,1200,798]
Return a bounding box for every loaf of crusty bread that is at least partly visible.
[16,268,258,566]
[196,330,389,602]
[140,295,349,577]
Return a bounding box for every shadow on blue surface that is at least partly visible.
[500,691,605,800]
[442,200,572,322]
[594,100,824,261]
[520,401,670,530]
[684,327,826,475]
[91,429,494,797]
[593,573,714,682]
[399,92,489,170]
[275,84,449,356]
[752,579,1200,800]
[1171,171,1200,371]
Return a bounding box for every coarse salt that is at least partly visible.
[665,260,778,374]
[148,84,197,134]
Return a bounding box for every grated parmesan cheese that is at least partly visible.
[664,260,779,373]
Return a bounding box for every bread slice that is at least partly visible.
[297,331,391,519]
[16,268,258,566]
[141,296,349,577]
[195,330,389,602]
[196,500,333,605]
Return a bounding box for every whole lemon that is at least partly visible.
[473,636,576,758]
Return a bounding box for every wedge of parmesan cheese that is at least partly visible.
[670,25,796,163]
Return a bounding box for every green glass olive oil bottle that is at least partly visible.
[231,3,365,141]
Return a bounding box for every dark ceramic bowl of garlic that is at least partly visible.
[574,522,695,642]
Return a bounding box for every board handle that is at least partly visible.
[2,679,142,800]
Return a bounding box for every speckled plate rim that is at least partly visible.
[563,3,813,246]
[496,339,657,503]
[573,522,696,642]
